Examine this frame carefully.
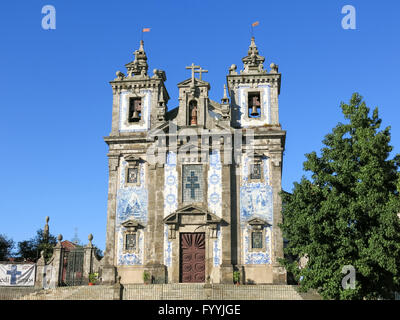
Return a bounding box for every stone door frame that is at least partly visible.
[163,204,222,283]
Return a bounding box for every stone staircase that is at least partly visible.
[115,283,321,300]
[10,284,321,300]
[15,285,115,300]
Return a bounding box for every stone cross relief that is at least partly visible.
[186,171,200,199]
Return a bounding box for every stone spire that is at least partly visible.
[221,84,229,105]
[220,84,230,121]
[157,85,166,121]
[126,40,149,78]
[241,36,266,74]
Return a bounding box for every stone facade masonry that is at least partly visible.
[101,37,286,285]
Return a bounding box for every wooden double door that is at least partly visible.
[180,233,205,283]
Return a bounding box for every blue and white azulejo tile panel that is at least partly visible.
[164,152,178,217]
[164,225,172,267]
[240,153,273,265]
[213,227,222,267]
[116,157,148,265]
[208,150,222,218]
[240,154,272,224]
[163,152,177,268]
[116,228,144,266]
[242,225,271,265]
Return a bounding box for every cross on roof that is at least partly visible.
[194,67,208,80]
[186,63,201,83]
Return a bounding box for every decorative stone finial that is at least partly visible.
[221,84,229,105]
[220,84,230,121]
[229,64,238,75]
[88,233,93,247]
[125,40,149,77]
[57,234,63,243]
[44,216,49,241]
[115,70,125,80]
[157,87,167,121]
[270,63,279,73]
[241,36,266,74]
[249,36,258,54]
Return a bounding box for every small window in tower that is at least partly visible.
[251,231,263,249]
[248,92,261,118]
[250,163,262,180]
[128,97,142,122]
[127,167,139,184]
[125,233,136,251]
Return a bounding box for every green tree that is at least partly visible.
[0,234,15,260]
[280,93,400,300]
[17,229,57,263]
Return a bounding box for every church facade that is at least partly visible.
[101,37,287,285]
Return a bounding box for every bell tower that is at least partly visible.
[108,40,170,136]
[227,37,287,284]
[102,40,171,284]
[227,37,281,128]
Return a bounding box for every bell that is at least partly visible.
[250,105,259,117]
[131,110,140,121]
[250,95,260,117]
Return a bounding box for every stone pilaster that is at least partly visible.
[51,242,63,287]
[270,152,286,284]
[145,164,167,283]
[220,163,233,283]
[84,235,95,283]
[110,90,120,135]
[268,80,279,125]
[34,255,46,288]
[101,154,119,284]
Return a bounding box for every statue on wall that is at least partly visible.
[189,100,198,125]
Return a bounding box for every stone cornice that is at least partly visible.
[104,130,285,146]
[110,78,170,101]
[226,73,281,84]
[104,135,149,145]
[226,73,281,94]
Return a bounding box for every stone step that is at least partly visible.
[9,284,320,300]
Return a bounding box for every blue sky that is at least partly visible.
[1,0,399,252]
